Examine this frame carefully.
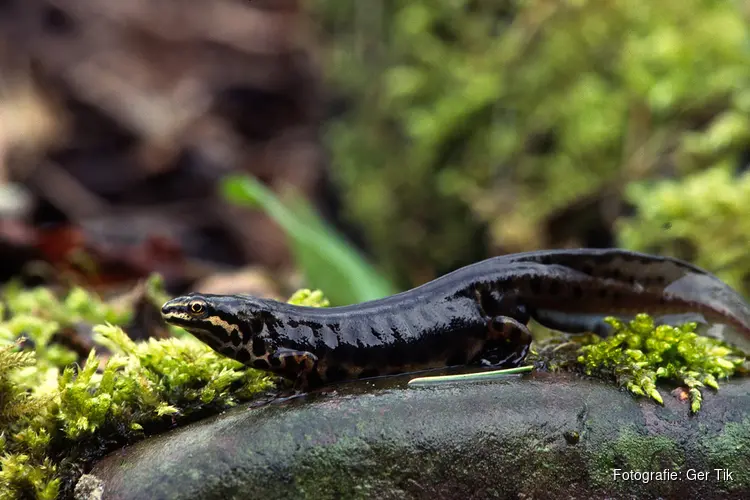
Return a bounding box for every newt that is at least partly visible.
[161,248,750,389]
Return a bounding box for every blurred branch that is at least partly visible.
[52,0,300,55]
[26,162,110,220]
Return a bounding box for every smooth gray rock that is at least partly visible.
[85,373,750,500]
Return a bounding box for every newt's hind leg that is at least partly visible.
[267,348,320,392]
[475,316,533,367]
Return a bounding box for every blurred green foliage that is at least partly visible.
[313,0,750,285]
[618,166,750,298]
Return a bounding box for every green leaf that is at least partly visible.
[221,175,397,305]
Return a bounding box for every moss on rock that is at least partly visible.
[85,373,750,499]
[0,278,285,499]
[590,427,684,492]
[704,419,750,489]
[577,314,745,412]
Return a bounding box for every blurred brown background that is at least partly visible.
[0,0,338,297]
[2,0,750,303]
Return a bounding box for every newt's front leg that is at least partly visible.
[267,348,320,391]
[473,286,533,367]
[476,316,533,367]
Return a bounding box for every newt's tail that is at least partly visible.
[501,248,750,342]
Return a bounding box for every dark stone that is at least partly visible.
[83,373,750,500]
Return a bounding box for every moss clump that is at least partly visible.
[705,419,750,489]
[617,167,750,299]
[590,427,684,490]
[287,288,331,308]
[577,314,746,413]
[0,343,59,500]
[0,279,300,499]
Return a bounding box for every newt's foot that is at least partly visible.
[477,315,533,367]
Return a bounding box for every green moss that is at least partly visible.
[287,289,331,308]
[0,342,60,499]
[590,427,684,490]
[704,419,750,489]
[293,437,376,500]
[0,278,317,499]
[577,314,746,413]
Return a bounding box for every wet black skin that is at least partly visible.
[161,249,750,389]
[161,279,533,388]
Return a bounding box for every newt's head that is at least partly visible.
[161,293,269,365]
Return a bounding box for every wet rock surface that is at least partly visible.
[83,373,750,500]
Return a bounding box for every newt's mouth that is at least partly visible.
[161,297,188,316]
[160,313,192,327]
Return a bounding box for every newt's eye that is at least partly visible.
[188,300,206,316]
